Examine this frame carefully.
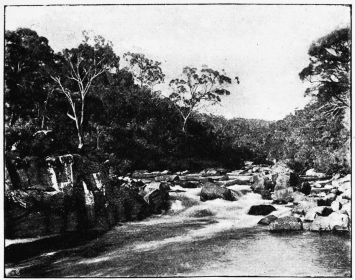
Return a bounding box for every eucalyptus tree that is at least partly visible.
[169,66,235,132]
[50,32,120,149]
[123,52,165,94]
[299,27,350,119]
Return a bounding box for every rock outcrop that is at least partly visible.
[269,216,303,231]
[200,182,235,202]
[248,205,276,216]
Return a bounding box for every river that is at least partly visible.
[6,185,351,277]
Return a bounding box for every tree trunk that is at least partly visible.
[97,132,100,150]
[77,124,84,150]
[182,117,188,133]
[78,132,84,150]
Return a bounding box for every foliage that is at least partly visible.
[4,27,350,177]
[123,52,165,92]
[299,27,350,119]
[169,67,234,132]
[5,28,56,128]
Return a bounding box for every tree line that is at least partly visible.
[5,27,350,175]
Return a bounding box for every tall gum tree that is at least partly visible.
[50,32,119,149]
[123,52,165,93]
[299,27,350,123]
[169,66,236,132]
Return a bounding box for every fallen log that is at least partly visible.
[300,175,332,182]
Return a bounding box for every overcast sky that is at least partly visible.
[5,4,350,120]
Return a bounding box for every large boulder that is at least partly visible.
[248,205,276,216]
[292,191,306,204]
[290,172,301,187]
[106,182,151,223]
[332,174,351,189]
[339,203,351,220]
[269,216,303,231]
[251,174,265,192]
[310,212,349,231]
[300,182,312,195]
[179,181,200,188]
[304,206,333,222]
[200,182,235,202]
[331,201,342,212]
[338,181,351,194]
[340,189,351,200]
[142,182,170,213]
[258,214,278,225]
[292,198,318,215]
[271,173,294,203]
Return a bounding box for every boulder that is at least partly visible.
[260,190,272,200]
[272,173,294,203]
[154,175,179,182]
[310,212,349,231]
[230,189,243,201]
[200,182,235,202]
[310,216,331,231]
[324,193,336,202]
[300,182,312,195]
[269,216,303,231]
[335,196,350,206]
[338,181,351,193]
[201,169,221,177]
[331,201,342,212]
[179,181,200,188]
[271,162,292,175]
[329,212,350,231]
[340,189,351,200]
[312,183,322,189]
[290,172,301,187]
[143,189,167,214]
[258,215,278,225]
[332,174,351,188]
[272,187,294,203]
[339,203,351,220]
[317,198,332,207]
[292,199,318,215]
[304,206,333,222]
[292,191,306,204]
[248,205,276,216]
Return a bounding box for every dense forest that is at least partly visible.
[5,27,350,175]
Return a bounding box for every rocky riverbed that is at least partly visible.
[5,157,351,276]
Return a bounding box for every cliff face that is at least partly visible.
[5,154,165,239]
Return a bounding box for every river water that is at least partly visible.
[6,185,351,277]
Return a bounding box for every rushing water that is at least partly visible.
[6,185,351,277]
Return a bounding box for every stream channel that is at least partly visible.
[5,185,351,277]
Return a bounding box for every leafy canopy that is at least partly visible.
[299,27,350,118]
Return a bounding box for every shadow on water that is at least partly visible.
[6,218,219,277]
[5,229,107,264]
[5,188,351,277]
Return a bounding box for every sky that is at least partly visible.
[5,4,351,121]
